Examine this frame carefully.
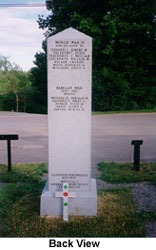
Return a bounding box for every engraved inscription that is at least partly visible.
[50,86,88,112]
[48,40,90,70]
[50,173,89,190]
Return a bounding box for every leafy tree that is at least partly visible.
[0,55,32,112]
[36,0,156,111]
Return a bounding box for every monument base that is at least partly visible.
[40,179,97,217]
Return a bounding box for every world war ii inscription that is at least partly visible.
[49,39,90,112]
[49,40,90,70]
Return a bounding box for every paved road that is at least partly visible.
[0,112,156,177]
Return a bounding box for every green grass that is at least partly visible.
[98,162,156,184]
[139,211,156,222]
[0,163,48,183]
[92,108,156,115]
[0,162,151,237]
[0,184,145,237]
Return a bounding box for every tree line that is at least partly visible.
[0,0,156,113]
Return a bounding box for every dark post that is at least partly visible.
[131,140,143,171]
[0,135,18,171]
[7,140,11,171]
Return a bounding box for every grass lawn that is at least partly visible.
[0,163,146,237]
[0,163,48,183]
[98,162,156,184]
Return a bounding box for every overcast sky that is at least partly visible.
[0,0,49,71]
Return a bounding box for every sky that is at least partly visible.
[0,0,50,71]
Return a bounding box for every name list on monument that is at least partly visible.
[49,39,90,113]
[49,40,90,70]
